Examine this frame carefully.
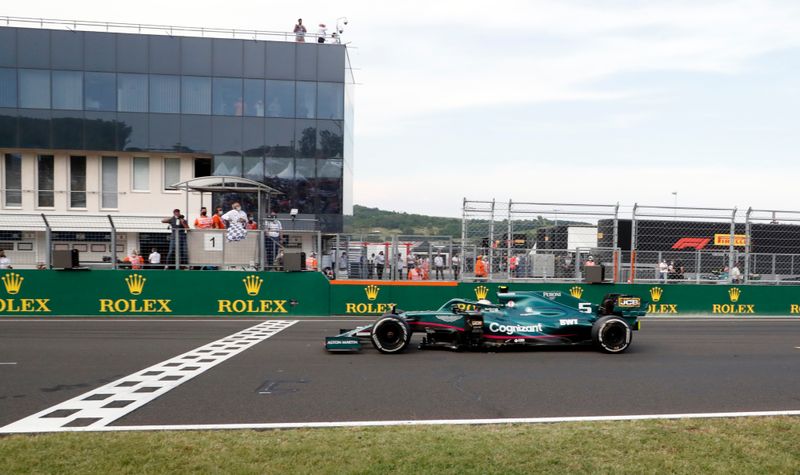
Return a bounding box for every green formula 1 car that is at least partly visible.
[326,288,647,354]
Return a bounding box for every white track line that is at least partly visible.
[0,320,297,434]
[0,362,18,365]
[22,409,800,433]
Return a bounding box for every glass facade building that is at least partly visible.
[0,26,353,231]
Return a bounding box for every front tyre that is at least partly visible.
[592,316,632,353]
[371,315,411,354]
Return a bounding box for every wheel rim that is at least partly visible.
[601,321,628,350]
[376,321,405,350]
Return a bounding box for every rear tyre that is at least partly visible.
[371,315,411,354]
[592,316,632,353]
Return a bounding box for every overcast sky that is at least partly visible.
[6,1,800,217]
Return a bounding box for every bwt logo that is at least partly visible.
[672,238,710,250]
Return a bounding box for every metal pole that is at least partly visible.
[460,198,467,283]
[728,207,736,283]
[612,202,619,283]
[41,213,51,269]
[507,199,513,279]
[335,234,340,279]
[696,250,701,284]
[744,207,752,284]
[258,229,266,270]
[317,231,322,272]
[630,203,638,283]
[174,228,180,270]
[489,199,495,280]
[391,234,398,281]
[448,236,453,281]
[108,215,117,270]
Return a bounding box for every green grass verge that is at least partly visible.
[2,417,799,474]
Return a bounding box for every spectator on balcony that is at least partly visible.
[212,207,226,229]
[294,19,307,42]
[124,250,144,270]
[265,212,283,268]
[162,209,188,269]
[194,207,213,229]
[0,250,11,269]
[306,252,318,270]
[222,202,248,242]
[148,248,161,269]
[246,215,258,230]
[375,251,386,279]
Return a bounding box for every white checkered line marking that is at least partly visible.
[0,320,297,434]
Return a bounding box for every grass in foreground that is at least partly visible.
[1,417,799,474]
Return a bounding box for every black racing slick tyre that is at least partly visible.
[592,316,632,353]
[370,315,411,354]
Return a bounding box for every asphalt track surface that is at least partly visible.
[1,318,799,431]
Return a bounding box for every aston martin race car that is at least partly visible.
[326,288,646,354]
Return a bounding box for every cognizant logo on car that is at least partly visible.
[488,322,543,334]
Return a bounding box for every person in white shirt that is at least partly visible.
[451,254,460,280]
[148,248,161,269]
[434,254,445,280]
[222,202,248,242]
[730,264,742,283]
[317,23,327,43]
[265,211,283,269]
[375,251,386,279]
[0,250,11,269]
[658,259,669,283]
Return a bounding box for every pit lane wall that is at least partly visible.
[1,269,800,317]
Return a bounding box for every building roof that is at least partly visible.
[171,176,282,194]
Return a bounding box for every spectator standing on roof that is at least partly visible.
[294,19,307,42]
[212,207,226,229]
[317,23,327,43]
[222,202,248,242]
[194,207,213,229]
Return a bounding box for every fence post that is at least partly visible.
[460,198,467,283]
[391,234,398,281]
[507,199,513,279]
[728,207,736,283]
[258,229,266,270]
[174,228,180,270]
[630,203,638,283]
[41,213,51,269]
[108,215,117,270]
[744,207,752,283]
[488,199,495,280]
[612,202,619,283]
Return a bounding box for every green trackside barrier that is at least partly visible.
[0,270,331,316]
[2,270,800,317]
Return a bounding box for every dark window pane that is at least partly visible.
[19,69,50,109]
[244,79,264,116]
[70,155,87,208]
[19,109,51,148]
[317,120,343,158]
[0,68,17,107]
[0,109,17,148]
[4,152,22,207]
[318,44,345,82]
[213,39,243,77]
[296,81,316,119]
[264,156,293,211]
[243,41,266,78]
[194,158,212,177]
[84,32,116,71]
[149,75,180,113]
[296,43,318,80]
[52,110,84,150]
[181,76,211,114]
[317,82,343,120]
[295,119,316,157]
[181,37,212,75]
[295,158,316,180]
[52,70,83,110]
[84,111,117,151]
[117,112,148,151]
[0,28,16,67]
[149,36,180,74]
[37,155,55,207]
[117,34,148,73]
[318,158,343,178]
[212,78,242,116]
[51,30,84,70]
[148,113,180,151]
[212,115,242,154]
[213,154,242,176]
[243,117,264,155]
[17,29,49,68]
[85,72,116,111]
[265,42,295,79]
[265,80,294,118]
[180,115,211,153]
[265,118,294,157]
[117,73,148,112]
[243,155,263,181]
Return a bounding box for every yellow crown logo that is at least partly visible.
[125,274,146,296]
[243,275,263,296]
[1,272,23,295]
[364,285,380,301]
[728,287,741,303]
[650,287,663,303]
[569,286,584,299]
[474,285,489,300]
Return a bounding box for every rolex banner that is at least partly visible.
[1,270,800,317]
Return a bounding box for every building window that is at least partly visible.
[101,156,118,209]
[194,158,212,178]
[37,155,55,208]
[164,157,180,190]
[84,72,117,111]
[296,81,317,119]
[181,76,211,115]
[0,68,18,108]
[69,156,87,208]
[149,75,180,113]
[265,80,294,118]
[117,73,148,113]
[317,82,344,120]
[3,153,22,208]
[52,71,83,110]
[212,78,243,116]
[243,79,265,117]
[19,69,51,109]
[213,155,242,177]
[132,157,150,191]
